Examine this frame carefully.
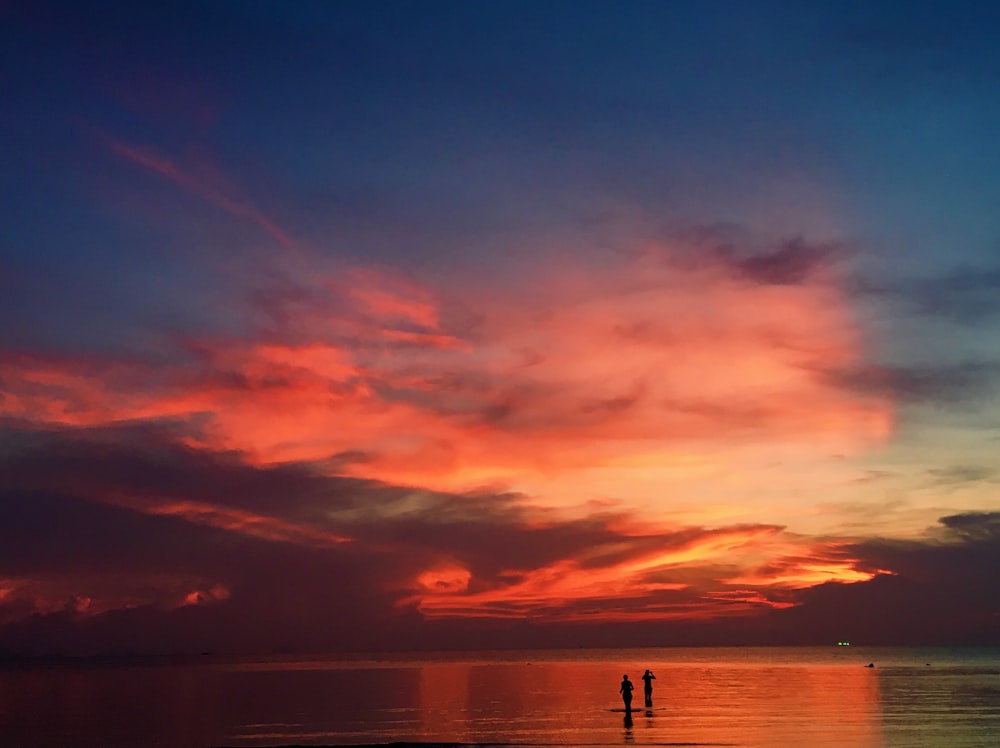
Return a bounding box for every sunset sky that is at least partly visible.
[2,1,999,654]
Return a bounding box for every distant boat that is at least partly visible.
[836,641,851,646]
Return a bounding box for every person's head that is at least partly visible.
[623,674,629,679]
[645,669,651,675]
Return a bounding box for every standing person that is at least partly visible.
[619,673,634,713]
[641,669,656,707]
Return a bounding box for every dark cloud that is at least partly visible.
[763,512,1000,645]
[3,421,999,654]
[0,488,223,576]
[939,511,1000,543]
[911,266,1000,324]
[926,465,998,487]
[0,429,432,653]
[0,424,346,520]
[666,226,845,286]
[852,262,1000,326]
[0,424,628,652]
[0,542,422,656]
[725,237,842,286]
[0,423,679,646]
[824,361,1000,405]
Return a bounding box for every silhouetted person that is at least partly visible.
[620,673,634,713]
[641,669,656,706]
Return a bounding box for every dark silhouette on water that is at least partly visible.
[866,662,875,668]
[620,673,634,714]
[641,668,656,706]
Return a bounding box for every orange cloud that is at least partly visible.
[0,244,892,506]
[415,563,472,594]
[118,496,354,548]
[403,523,876,622]
[181,584,231,607]
[723,542,897,588]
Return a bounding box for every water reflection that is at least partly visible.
[414,656,885,747]
[418,663,469,741]
[643,706,655,728]
[667,660,884,747]
[2,648,998,747]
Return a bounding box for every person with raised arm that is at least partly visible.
[641,669,656,707]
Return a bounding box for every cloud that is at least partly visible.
[102,136,300,256]
[926,464,998,488]
[0,236,893,503]
[3,0,999,657]
[823,361,1000,406]
[2,421,997,652]
[716,236,843,286]
[938,510,1000,543]
[0,427,429,651]
[852,261,1000,327]
[0,425,869,649]
[0,126,908,650]
[762,512,1000,645]
[910,265,1000,324]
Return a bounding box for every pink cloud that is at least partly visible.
[0,241,892,497]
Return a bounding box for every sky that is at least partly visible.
[1,0,999,655]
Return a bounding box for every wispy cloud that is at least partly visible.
[102,135,300,256]
[823,360,1000,406]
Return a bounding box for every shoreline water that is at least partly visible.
[2,646,997,748]
[4,642,997,665]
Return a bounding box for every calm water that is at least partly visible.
[1,647,998,747]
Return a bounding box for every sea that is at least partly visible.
[1,647,997,747]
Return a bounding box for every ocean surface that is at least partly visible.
[1,647,998,747]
